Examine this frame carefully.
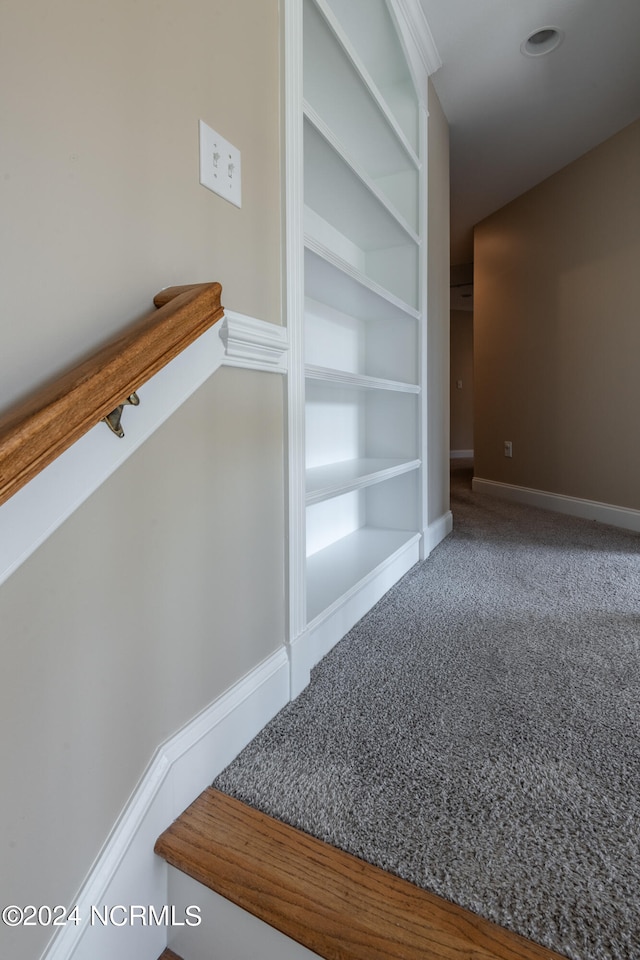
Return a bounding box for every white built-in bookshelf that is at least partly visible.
[287,0,432,689]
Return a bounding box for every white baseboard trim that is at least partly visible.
[0,310,288,590]
[425,510,453,555]
[288,536,421,697]
[288,627,313,701]
[41,647,290,960]
[450,449,474,460]
[473,477,640,533]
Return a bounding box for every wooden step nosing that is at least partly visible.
[158,949,184,960]
[155,788,567,960]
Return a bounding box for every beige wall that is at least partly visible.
[0,369,285,959]
[474,118,640,508]
[0,3,283,959]
[450,310,474,453]
[0,0,281,413]
[427,81,450,524]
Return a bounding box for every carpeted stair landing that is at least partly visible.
[156,785,565,960]
[214,464,640,960]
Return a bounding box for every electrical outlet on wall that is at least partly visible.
[504,440,513,458]
[199,120,241,208]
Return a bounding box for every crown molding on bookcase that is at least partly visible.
[390,0,442,100]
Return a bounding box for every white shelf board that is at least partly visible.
[325,0,415,102]
[305,364,420,393]
[305,121,417,254]
[306,526,420,623]
[304,238,421,322]
[304,104,419,246]
[310,0,420,168]
[306,457,421,504]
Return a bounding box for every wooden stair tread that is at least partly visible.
[158,950,183,960]
[155,787,566,960]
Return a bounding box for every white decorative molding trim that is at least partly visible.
[425,510,453,555]
[0,310,288,589]
[450,449,474,460]
[390,0,442,102]
[473,477,640,534]
[41,647,290,960]
[220,311,288,372]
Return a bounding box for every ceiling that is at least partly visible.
[419,0,640,266]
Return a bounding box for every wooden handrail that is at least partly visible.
[0,282,223,507]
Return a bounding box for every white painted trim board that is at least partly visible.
[0,310,288,589]
[473,477,640,533]
[425,509,453,555]
[283,0,308,647]
[40,648,290,960]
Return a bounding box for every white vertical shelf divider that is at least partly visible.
[418,99,429,556]
[283,0,308,696]
[285,0,439,696]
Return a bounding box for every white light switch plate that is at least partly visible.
[199,120,241,208]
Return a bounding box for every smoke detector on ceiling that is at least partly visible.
[521,27,564,57]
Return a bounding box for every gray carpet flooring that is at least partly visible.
[214,464,640,960]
